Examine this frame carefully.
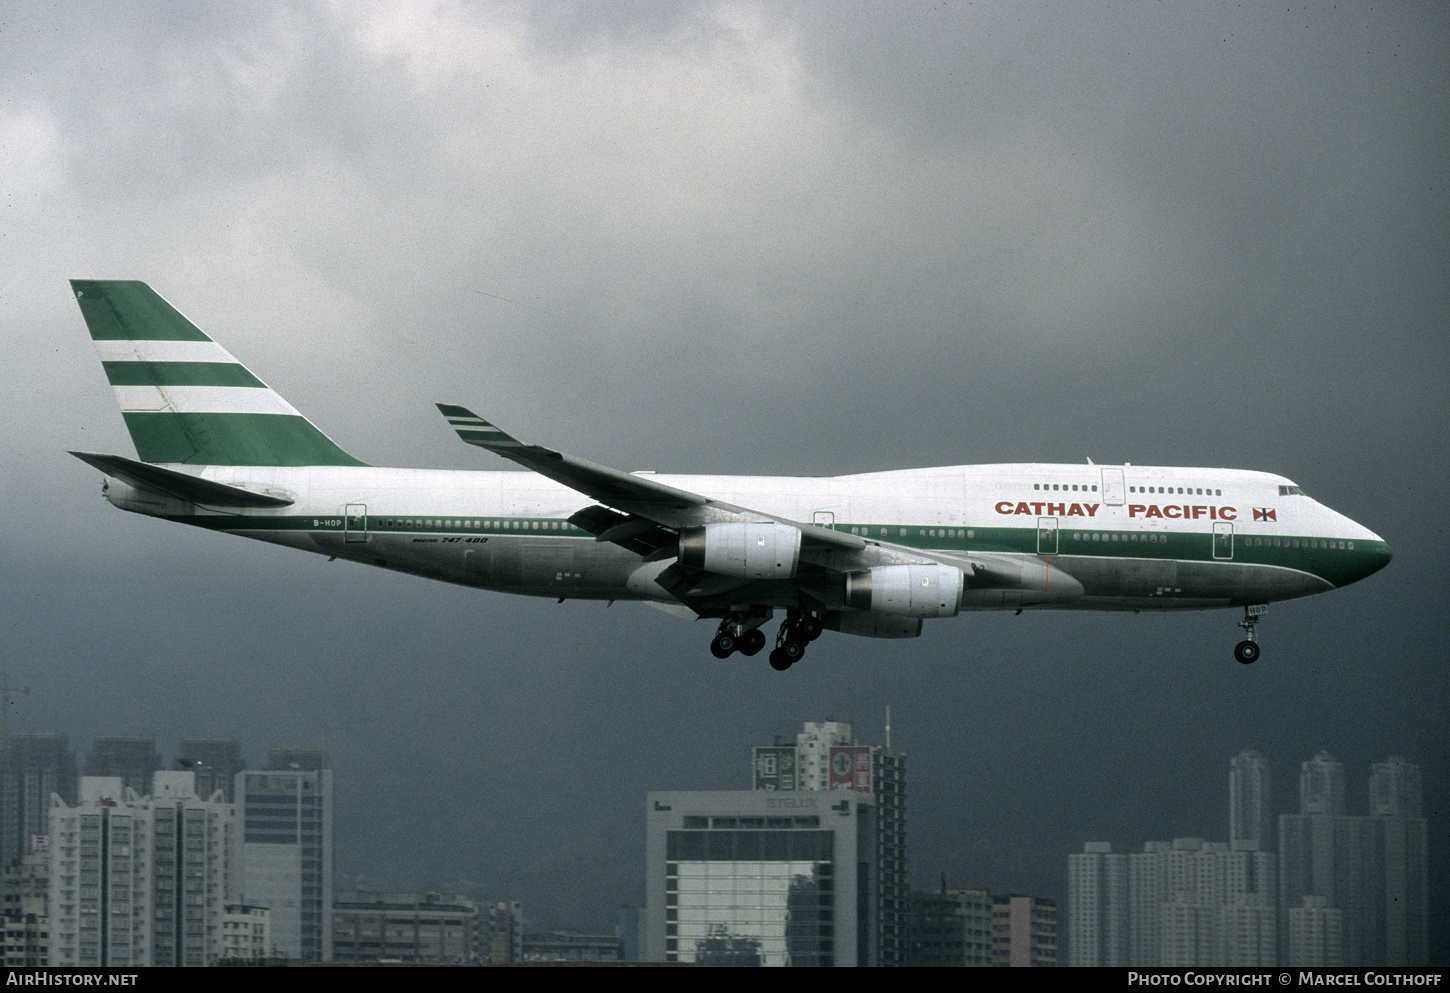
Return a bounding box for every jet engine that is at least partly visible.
[677,521,802,579]
[843,563,965,618]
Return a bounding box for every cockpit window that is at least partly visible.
[1278,485,1308,496]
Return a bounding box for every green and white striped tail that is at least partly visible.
[72,280,365,466]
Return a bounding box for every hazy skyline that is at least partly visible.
[1,1,1444,954]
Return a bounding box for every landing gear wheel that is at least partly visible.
[780,638,805,663]
[710,633,736,659]
[739,629,766,656]
[1234,640,1260,665]
[769,648,793,671]
[798,615,823,642]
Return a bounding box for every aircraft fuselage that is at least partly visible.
[101,460,1390,616]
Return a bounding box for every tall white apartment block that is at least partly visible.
[1128,838,1275,967]
[1068,842,1127,966]
[1369,757,1428,965]
[1230,751,1273,850]
[49,772,232,967]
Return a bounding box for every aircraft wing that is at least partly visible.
[435,404,1025,616]
[436,404,865,550]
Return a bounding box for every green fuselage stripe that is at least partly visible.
[156,513,1387,588]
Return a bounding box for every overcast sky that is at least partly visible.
[2,1,1446,952]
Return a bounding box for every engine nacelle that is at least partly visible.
[824,611,923,639]
[678,522,802,579]
[843,563,964,618]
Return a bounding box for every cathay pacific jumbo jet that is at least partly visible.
[70,280,1391,670]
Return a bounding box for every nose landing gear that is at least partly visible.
[1234,604,1267,664]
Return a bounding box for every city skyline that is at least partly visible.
[3,726,1436,958]
[0,0,1444,963]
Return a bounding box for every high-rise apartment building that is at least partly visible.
[644,790,877,966]
[1230,751,1273,850]
[233,751,333,962]
[1280,753,1377,966]
[48,772,233,967]
[1369,757,1428,966]
[991,894,1057,967]
[1279,752,1428,966]
[1287,896,1344,966]
[907,888,993,966]
[1299,752,1346,816]
[1125,838,1275,967]
[0,734,77,866]
[1068,842,1128,966]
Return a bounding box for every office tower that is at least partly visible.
[908,888,992,967]
[1230,751,1273,850]
[644,790,877,966]
[751,719,908,965]
[83,736,161,793]
[0,734,77,866]
[234,753,333,962]
[177,740,244,802]
[1068,842,1128,966]
[332,891,478,964]
[48,772,233,967]
[991,894,1057,967]
[1368,757,1428,965]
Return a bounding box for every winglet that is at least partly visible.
[436,403,528,453]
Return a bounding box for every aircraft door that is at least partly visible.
[813,511,836,530]
[1213,522,1233,560]
[1037,517,1059,555]
[1101,468,1125,505]
[345,503,368,543]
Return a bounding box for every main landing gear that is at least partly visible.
[710,608,822,670]
[768,610,823,671]
[1234,604,1267,664]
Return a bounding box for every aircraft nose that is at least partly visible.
[1360,536,1392,579]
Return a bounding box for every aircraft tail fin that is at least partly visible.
[71,280,366,466]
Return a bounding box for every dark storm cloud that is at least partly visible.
[1,1,1446,948]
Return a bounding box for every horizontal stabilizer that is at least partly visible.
[70,452,294,507]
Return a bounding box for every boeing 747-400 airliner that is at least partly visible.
[70,280,1392,670]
